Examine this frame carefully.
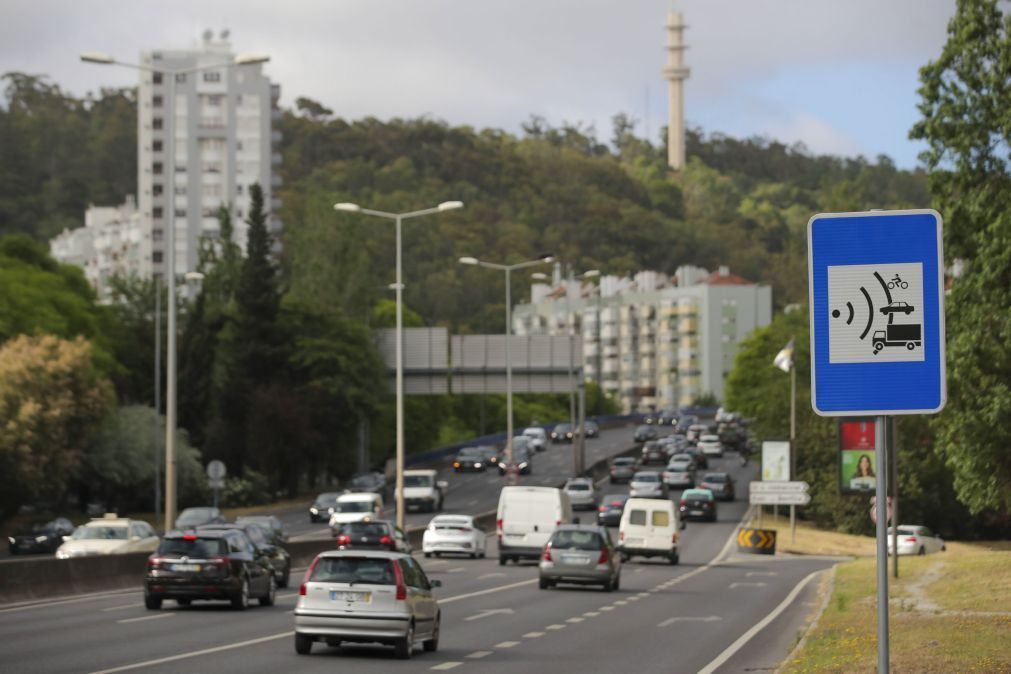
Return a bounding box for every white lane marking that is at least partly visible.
[431,663,463,671]
[466,500,479,507]
[636,591,650,597]
[466,651,493,659]
[583,611,600,617]
[600,606,615,611]
[478,572,506,579]
[495,641,520,649]
[697,571,822,674]
[102,603,143,612]
[438,578,537,605]
[627,596,640,601]
[634,568,644,574]
[446,567,466,573]
[426,560,449,567]
[523,631,545,638]
[614,600,628,605]
[729,582,767,589]
[116,613,175,625]
[0,589,141,615]
[658,616,721,627]
[747,571,777,577]
[465,608,515,621]
[566,617,584,623]
[546,624,566,630]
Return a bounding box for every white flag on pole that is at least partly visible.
[773,338,794,373]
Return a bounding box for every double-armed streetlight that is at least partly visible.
[459,254,554,480]
[82,51,269,532]
[336,201,463,529]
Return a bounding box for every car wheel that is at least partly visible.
[603,577,614,592]
[424,552,432,558]
[498,556,506,566]
[279,566,290,589]
[294,633,313,655]
[669,552,679,566]
[470,553,477,559]
[176,598,191,607]
[144,594,162,610]
[613,573,620,591]
[538,577,550,590]
[423,616,440,652]
[259,575,276,607]
[394,622,414,659]
[325,638,342,648]
[232,577,250,610]
[918,546,926,556]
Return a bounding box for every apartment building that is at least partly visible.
[513,265,772,412]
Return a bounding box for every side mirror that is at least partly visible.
[430,579,442,588]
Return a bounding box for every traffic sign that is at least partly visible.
[750,481,809,494]
[750,492,811,506]
[736,527,777,555]
[208,478,225,489]
[206,460,226,480]
[807,209,946,416]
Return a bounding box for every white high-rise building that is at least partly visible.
[138,31,281,279]
[513,265,772,412]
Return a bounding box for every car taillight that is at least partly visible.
[302,554,322,588]
[336,534,350,546]
[496,518,503,540]
[542,545,553,562]
[299,582,307,596]
[598,547,610,564]
[146,555,163,569]
[599,505,606,512]
[556,520,561,527]
[672,532,679,545]
[619,531,625,542]
[393,560,407,601]
[379,535,393,548]
[680,500,687,507]
[905,537,917,543]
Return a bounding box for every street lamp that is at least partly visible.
[82,50,270,533]
[459,254,554,480]
[335,200,463,530]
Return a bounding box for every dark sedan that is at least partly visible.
[634,424,659,444]
[174,507,225,530]
[199,522,292,588]
[698,472,736,501]
[453,446,494,472]
[679,489,717,522]
[7,517,75,555]
[551,423,575,444]
[641,441,667,465]
[597,494,630,527]
[497,447,533,475]
[608,456,639,483]
[236,515,287,545]
[309,492,343,523]
[333,520,411,553]
[583,420,600,438]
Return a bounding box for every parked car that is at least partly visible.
[396,470,449,512]
[55,515,159,559]
[887,525,946,556]
[629,471,668,499]
[174,506,225,530]
[563,478,597,511]
[309,492,344,523]
[199,522,292,588]
[236,515,288,545]
[523,427,548,451]
[294,550,441,658]
[679,488,717,522]
[497,486,572,565]
[329,492,385,533]
[7,517,74,555]
[597,494,630,527]
[583,420,600,438]
[698,434,725,458]
[641,440,667,465]
[662,457,696,489]
[634,424,659,444]
[497,445,533,476]
[333,520,412,554]
[618,498,681,564]
[539,524,621,591]
[453,446,491,472]
[423,514,487,559]
[608,456,639,483]
[551,423,575,444]
[698,472,735,501]
[144,529,276,610]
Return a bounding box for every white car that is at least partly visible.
[422,515,487,559]
[55,514,159,559]
[396,470,448,513]
[887,525,946,556]
[662,458,695,488]
[329,492,384,534]
[294,550,441,659]
[629,471,668,499]
[522,427,548,452]
[563,477,597,510]
[697,434,724,458]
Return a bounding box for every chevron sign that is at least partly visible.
[736,527,777,555]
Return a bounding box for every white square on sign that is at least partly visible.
[827,262,924,364]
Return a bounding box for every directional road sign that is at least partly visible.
[737,527,777,555]
[750,492,811,506]
[807,209,946,416]
[750,481,809,494]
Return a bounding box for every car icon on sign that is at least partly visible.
[880,301,914,316]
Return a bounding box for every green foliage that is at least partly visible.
[911,0,1011,517]
[222,467,273,507]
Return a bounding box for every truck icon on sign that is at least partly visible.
[872,324,921,353]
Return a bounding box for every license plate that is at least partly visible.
[690,510,703,516]
[330,591,370,603]
[624,537,644,546]
[561,555,591,565]
[172,563,201,572]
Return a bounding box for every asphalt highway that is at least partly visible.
[0,451,842,674]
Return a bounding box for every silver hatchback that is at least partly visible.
[629,471,669,499]
[294,550,442,659]
[563,478,597,510]
[539,525,621,591]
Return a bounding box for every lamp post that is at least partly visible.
[336,201,463,530]
[81,51,270,532]
[460,254,554,481]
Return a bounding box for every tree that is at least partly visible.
[0,335,115,516]
[911,0,1011,516]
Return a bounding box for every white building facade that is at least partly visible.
[513,265,773,412]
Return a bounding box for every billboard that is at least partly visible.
[761,441,791,482]
[839,418,877,494]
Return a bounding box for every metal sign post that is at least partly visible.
[874,416,890,674]
[207,460,226,510]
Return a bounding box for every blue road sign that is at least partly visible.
[807,210,946,416]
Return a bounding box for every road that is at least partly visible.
[0,451,841,674]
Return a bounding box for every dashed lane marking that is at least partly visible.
[523,632,545,638]
[102,603,142,612]
[495,641,520,649]
[431,663,463,671]
[466,651,493,659]
[583,611,600,617]
[614,600,628,605]
[565,617,584,623]
[600,606,615,611]
[116,613,174,624]
[746,571,777,577]
[729,582,767,589]
[637,592,650,597]
[546,624,566,630]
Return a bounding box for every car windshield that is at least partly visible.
[177,509,216,524]
[158,537,227,556]
[550,530,604,550]
[602,495,628,506]
[566,483,591,491]
[19,522,56,535]
[671,454,692,462]
[433,518,471,530]
[340,522,390,537]
[669,461,691,469]
[335,501,372,513]
[311,557,396,585]
[700,435,720,443]
[73,526,128,540]
[403,475,433,488]
[613,458,635,466]
[633,472,659,482]
[683,490,714,501]
[457,448,482,458]
[315,493,343,504]
[555,424,572,433]
[703,474,727,483]
[523,429,543,437]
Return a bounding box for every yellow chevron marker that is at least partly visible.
[736,527,776,555]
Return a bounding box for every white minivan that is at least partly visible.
[617,497,682,564]
[328,492,384,534]
[496,486,572,565]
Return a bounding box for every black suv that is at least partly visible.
[8,517,74,555]
[333,520,412,553]
[145,529,276,610]
[199,522,292,588]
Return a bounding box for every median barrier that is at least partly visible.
[0,551,150,604]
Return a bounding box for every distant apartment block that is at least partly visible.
[512,265,772,412]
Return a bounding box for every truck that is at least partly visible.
[396,469,449,512]
[872,324,921,353]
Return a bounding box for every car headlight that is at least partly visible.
[56,550,70,559]
[310,507,319,514]
[7,537,14,544]
[519,462,529,468]
[328,507,335,514]
[475,462,482,468]
[35,535,48,543]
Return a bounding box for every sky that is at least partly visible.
[1,0,956,168]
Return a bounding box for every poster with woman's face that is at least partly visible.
[839,419,877,494]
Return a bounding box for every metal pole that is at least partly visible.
[576,378,586,474]
[890,417,899,579]
[505,266,514,481]
[790,359,797,543]
[164,70,178,533]
[154,274,162,530]
[567,267,577,476]
[395,215,405,531]
[875,414,891,674]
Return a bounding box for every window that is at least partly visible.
[227,534,244,554]
[203,71,221,83]
[152,162,163,175]
[236,184,243,195]
[152,95,163,107]
[175,73,186,83]
[152,73,162,84]
[175,208,186,218]
[400,558,429,589]
[651,510,670,527]
[153,207,163,219]
[311,557,395,585]
[153,251,163,263]
[628,510,647,526]
[152,229,163,242]
[152,140,163,152]
[152,184,163,196]
[152,117,163,130]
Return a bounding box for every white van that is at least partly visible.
[328,492,384,534]
[617,497,681,564]
[496,486,572,565]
